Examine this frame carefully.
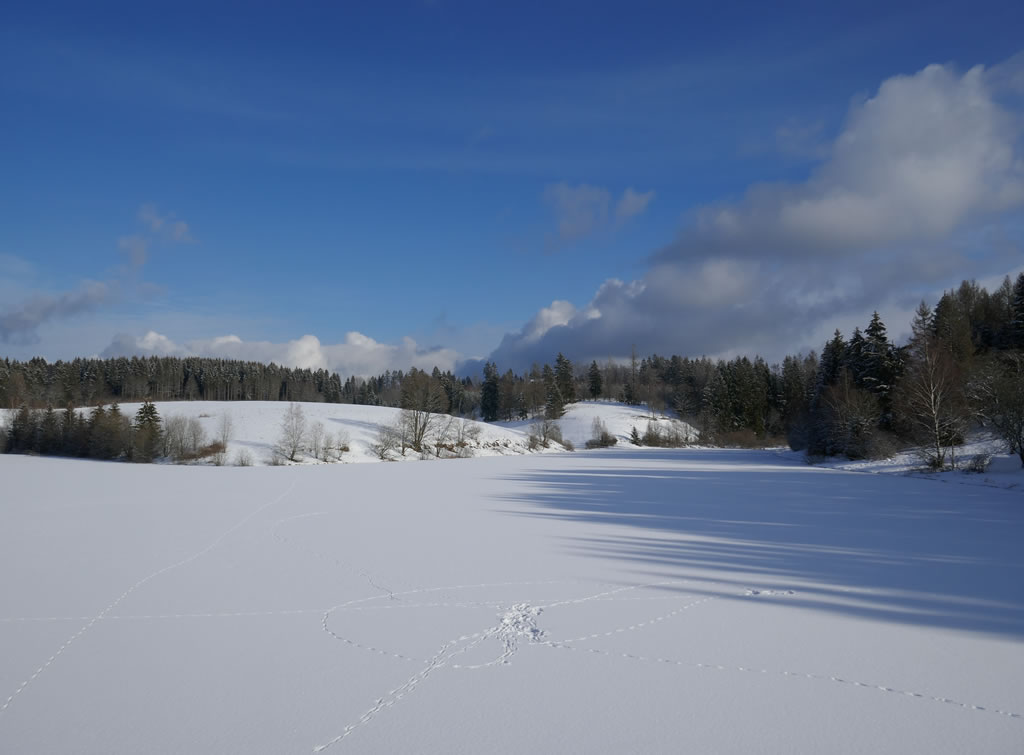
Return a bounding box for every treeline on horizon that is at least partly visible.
[2,274,1024,465]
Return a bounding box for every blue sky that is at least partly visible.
[2,1,1023,375]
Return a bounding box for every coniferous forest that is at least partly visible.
[3,274,1024,465]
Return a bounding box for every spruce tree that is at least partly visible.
[39,406,60,455]
[543,364,564,419]
[554,353,576,404]
[1012,272,1024,348]
[133,400,163,462]
[588,361,603,399]
[480,362,500,422]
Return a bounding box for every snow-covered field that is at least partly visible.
[2,409,1023,753]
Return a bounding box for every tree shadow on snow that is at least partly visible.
[492,448,1024,639]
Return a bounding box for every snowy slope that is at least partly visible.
[2,447,1022,753]
[100,401,557,465]
[498,400,698,448]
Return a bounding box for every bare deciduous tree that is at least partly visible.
[369,422,400,460]
[971,354,1024,467]
[894,343,967,469]
[275,403,307,462]
[307,420,326,461]
[214,412,234,466]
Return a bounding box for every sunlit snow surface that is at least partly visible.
[1,408,1023,753]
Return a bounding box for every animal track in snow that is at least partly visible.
[313,578,720,751]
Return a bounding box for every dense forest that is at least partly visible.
[3,274,1024,465]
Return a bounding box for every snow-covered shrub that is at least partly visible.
[162,415,208,462]
[234,449,253,467]
[529,419,562,449]
[585,417,618,449]
[965,453,991,474]
[369,422,401,460]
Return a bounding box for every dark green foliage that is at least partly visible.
[554,353,576,405]
[1011,272,1024,348]
[480,362,500,421]
[587,361,603,399]
[542,364,563,419]
[133,400,163,462]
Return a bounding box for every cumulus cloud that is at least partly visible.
[486,56,1024,370]
[544,182,654,247]
[101,330,460,377]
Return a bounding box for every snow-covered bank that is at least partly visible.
[497,400,698,449]
[1,447,1022,753]
[97,401,556,465]
[794,434,1024,492]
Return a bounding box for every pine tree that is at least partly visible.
[845,328,866,386]
[587,361,603,399]
[861,312,895,397]
[480,362,500,422]
[817,330,847,390]
[554,353,576,405]
[39,406,60,455]
[8,404,36,453]
[133,400,163,462]
[909,300,934,355]
[1011,272,1024,348]
[543,364,564,419]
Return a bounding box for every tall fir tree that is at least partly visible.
[587,361,603,399]
[480,362,500,422]
[543,364,564,419]
[133,400,163,462]
[554,353,576,405]
[1011,272,1024,348]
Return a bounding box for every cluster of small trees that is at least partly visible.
[271,403,349,464]
[0,401,232,464]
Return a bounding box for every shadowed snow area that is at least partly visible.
[1,445,1022,753]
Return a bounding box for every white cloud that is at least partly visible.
[101,330,461,378]
[487,56,1024,369]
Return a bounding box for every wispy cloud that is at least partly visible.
[0,281,111,344]
[138,203,194,242]
[614,187,656,222]
[543,182,654,249]
[0,203,194,343]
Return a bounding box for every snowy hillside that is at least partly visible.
[100,401,559,465]
[1,447,1022,753]
[498,400,698,448]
